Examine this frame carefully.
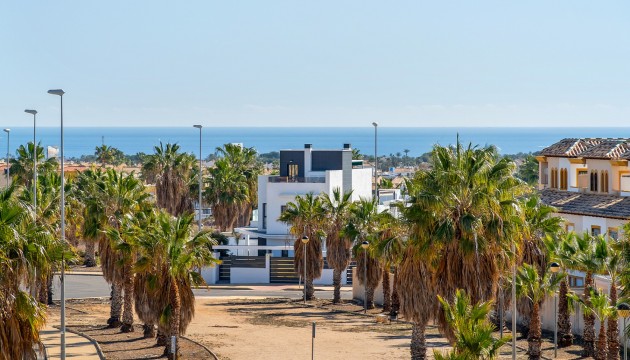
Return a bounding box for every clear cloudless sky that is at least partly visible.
[1,1,629,127]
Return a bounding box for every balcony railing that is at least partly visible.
[268,176,326,183]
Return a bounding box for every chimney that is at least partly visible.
[343,143,351,149]
[304,144,312,149]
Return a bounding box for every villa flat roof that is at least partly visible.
[540,189,630,220]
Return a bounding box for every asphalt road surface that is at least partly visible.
[52,274,353,300]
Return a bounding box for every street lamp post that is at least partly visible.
[618,303,630,360]
[193,125,203,231]
[361,241,369,314]
[550,262,560,358]
[48,89,66,360]
[301,236,309,304]
[3,128,10,187]
[511,241,516,360]
[25,110,37,212]
[372,122,378,203]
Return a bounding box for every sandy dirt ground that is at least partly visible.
[46,297,589,360]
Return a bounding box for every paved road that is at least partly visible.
[52,274,353,300]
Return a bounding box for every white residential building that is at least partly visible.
[207,143,373,284]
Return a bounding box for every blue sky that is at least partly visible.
[1,1,629,127]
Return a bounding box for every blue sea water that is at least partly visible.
[3,127,630,159]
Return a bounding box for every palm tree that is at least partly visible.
[205,159,248,231]
[579,289,615,360]
[214,143,261,227]
[278,193,325,300]
[9,142,58,187]
[433,289,510,360]
[604,241,623,360]
[398,140,525,358]
[135,211,218,358]
[0,186,56,359]
[373,211,404,312]
[319,188,353,304]
[514,263,564,359]
[573,232,608,357]
[517,195,562,328]
[347,198,382,309]
[101,169,150,332]
[142,142,195,216]
[545,231,577,347]
[95,144,124,166]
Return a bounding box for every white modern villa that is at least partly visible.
[205,143,373,284]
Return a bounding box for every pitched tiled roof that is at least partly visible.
[540,189,630,220]
[540,138,630,159]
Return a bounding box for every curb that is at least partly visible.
[53,325,106,360]
[182,335,220,360]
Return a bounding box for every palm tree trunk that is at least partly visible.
[528,301,542,360]
[38,275,49,304]
[410,321,427,360]
[332,268,342,304]
[382,269,391,313]
[608,283,620,360]
[558,279,574,346]
[46,275,53,305]
[597,321,609,360]
[166,280,181,360]
[391,267,400,317]
[108,282,123,328]
[84,240,97,267]
[121,264,134,332]
[584,272,596,357]
[366,285,375,310]
[306,276,315,300]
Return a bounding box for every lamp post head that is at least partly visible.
[3,129,9,134]
[193,125,202,129]
[550,262,560,273]
[361,241,369,249]
[301,236,309,244]
[25,109,37,115]
[48,89,65,96]
[618,302,630,318]
[372,122,378,127]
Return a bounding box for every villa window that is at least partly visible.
[568,275,584,288]
[560,168,568,190]
[608,227,619,241]
[550,168,558,188]
[590,171,598,192]
[280,205,287,215]
[262,203,267,229]
[591,225,601,236]
[601,171,609,193]
[565,223,575,232]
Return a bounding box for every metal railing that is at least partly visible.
[268,176,326,183]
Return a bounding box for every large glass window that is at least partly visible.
[262,203,267,229]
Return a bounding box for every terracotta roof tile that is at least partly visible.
[540,138,630,159]
[540,189,630,220]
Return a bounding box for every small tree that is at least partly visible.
[578,289,615,360]
[434,289,510,360]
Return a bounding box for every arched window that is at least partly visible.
[601,171,609,193]
[590,170,598,192]
[550,168,557,188]
[561,168,568,190]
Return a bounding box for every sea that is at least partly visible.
[3,127,630,159]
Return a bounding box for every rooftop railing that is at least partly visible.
[268,176,326,183]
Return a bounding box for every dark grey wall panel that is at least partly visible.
[312,151,343,171]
